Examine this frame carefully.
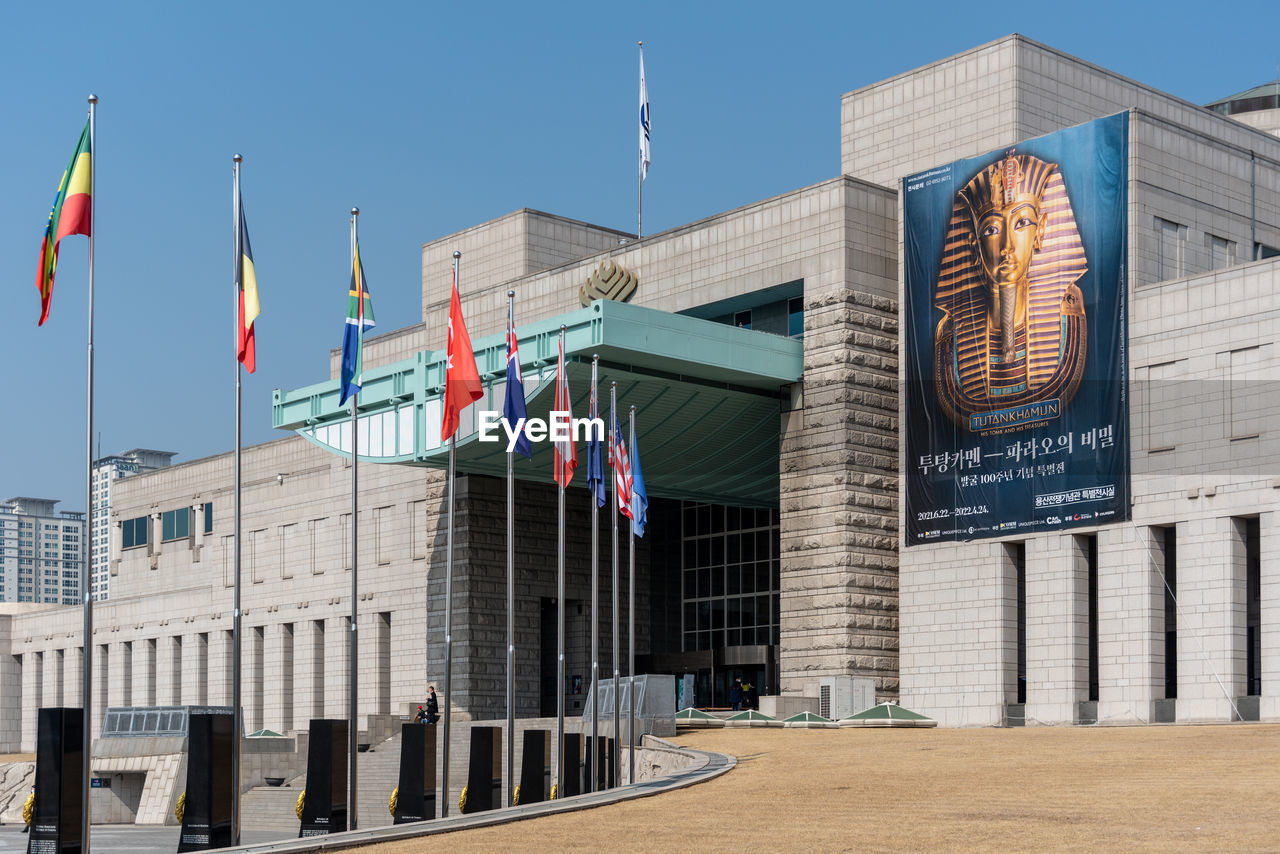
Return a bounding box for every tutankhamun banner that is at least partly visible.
[903,113,1130,545]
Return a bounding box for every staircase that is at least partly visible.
[240,730,403,832]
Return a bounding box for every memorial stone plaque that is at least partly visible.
[393,723,436,824]
[27,707,83,854]
[298,720,348,837]
[560,733,582,798]
[518,730,550,805]
[177,712,235,851]
[461,726,501,814]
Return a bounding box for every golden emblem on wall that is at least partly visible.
[579,259,638,307]
[933,151,1088,433]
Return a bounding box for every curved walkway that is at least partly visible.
[224,741,735,853]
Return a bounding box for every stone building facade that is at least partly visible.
[3,35,1280,755]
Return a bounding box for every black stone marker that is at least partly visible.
[393,723,436,824]
[298,720,348,838]
[584,736,612,791]
[27,707,83,854]
[461,726,501,814]
[517,730,549,805]
[560,733,582,798]
[177,711,235,851]
[604,737,615,788]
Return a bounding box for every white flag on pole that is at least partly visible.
[639,45,651,181]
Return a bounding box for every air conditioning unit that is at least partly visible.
[818,676,876,720]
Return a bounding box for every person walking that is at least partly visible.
[730,677,743,711]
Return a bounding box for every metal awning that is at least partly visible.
[273,299,803,507]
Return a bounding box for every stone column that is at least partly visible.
[207,629,234,707]
[1261,511,1280,721]
[780,179,899,702]
[294,618,325,730]
[156,634,182,706]
[135,637,158,707]
[244,626,266,734]
[22,651,43,753]
[1024,534,1090,725]
[267,623,294,734]
[185,632,209,706]
[108,641,131,709]
[1176,516,1246,721]
[900,540,1012,727]
[1097,525,1164,723]
[92,644,109,741]
[325,615,351,722]
[0,634,21,752]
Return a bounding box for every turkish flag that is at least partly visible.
[442,272,483,441]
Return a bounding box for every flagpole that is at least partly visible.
[231,152,244,847]
[637,41,644,240]
[589,355,600,793]
[628,405,637,785]
[348,207,360,830]
[442,250,461,817]
[609,381,620,788]
[81,92,97,854]
[556,325,567,798]
[505,289,516,806]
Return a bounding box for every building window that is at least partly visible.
[1208,234,1236,270]
[203,502,214,534]
[734,310,752,330]
[122,516,149,549]
[1155,217,1188,281]
[787,297,803,338]
[161,508,190,542]
[1256,243,1280,260]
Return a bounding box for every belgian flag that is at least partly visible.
[36,121,92,326]
[236,200,260,373]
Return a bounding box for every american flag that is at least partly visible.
[610,414,633,519]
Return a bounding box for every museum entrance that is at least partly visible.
[641,501,780,709]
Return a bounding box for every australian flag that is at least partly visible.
[503,312,532,458]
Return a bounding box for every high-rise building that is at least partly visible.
[0,498,85,605]
[90,450,176,600]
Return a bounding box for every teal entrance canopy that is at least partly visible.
[273,299,803,507]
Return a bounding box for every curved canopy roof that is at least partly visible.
[274,299,803,507]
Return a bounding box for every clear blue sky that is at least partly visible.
[4,0,1278,507]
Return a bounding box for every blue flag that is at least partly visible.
[339,241,375,407]
[630,426,648,537]
[586,380,605,507]
[503,316,532,459]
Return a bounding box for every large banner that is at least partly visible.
[903,113,1130,545]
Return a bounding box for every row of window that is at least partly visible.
[1154,216,1280,281]
[122,503,214,549]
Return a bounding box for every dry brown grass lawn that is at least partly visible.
[358,724,1280,853]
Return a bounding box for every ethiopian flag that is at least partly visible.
[36,120,92,326]
[236,199,260,373]
[339,240,375,406]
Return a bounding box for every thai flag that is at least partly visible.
[552,336,577,488]
[587,378,606,507]
[502,315,532,458]
[610,414,633,519]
